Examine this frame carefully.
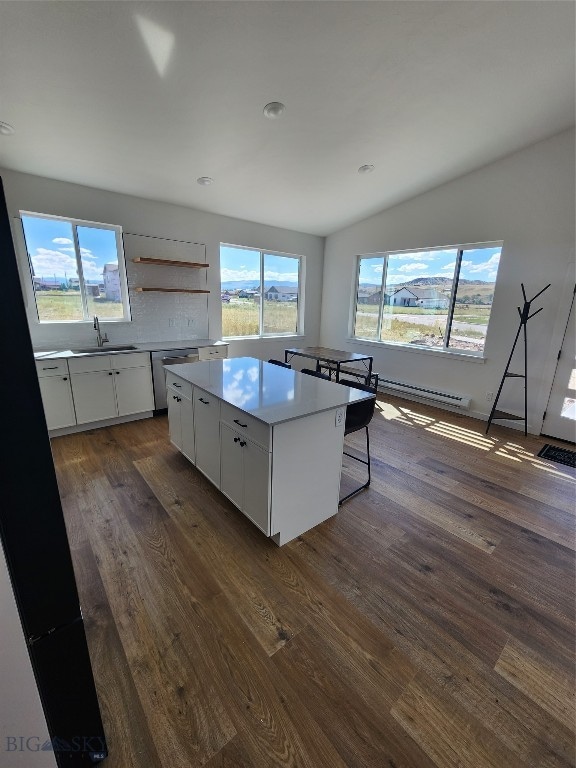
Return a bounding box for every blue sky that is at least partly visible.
[358,246,501,286]
[21,215,118,283]
[220,245,299,285]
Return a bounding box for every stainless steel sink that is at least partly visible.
[71,345,139,354]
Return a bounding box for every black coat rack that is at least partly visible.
[485,282,550,436]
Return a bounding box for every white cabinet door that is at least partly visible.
[220,423,244,510]
[220,423,270,533]
[38,376,76,430]
[242,439,270,535]
[167,389,183,450]
[167,387,195,462]
[71,371,117,424]
[193,388,221,486]
[114,366,154,416]
[180,394,195,463]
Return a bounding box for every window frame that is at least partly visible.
[351,241,503,356]
[220,243,304,339]
[20,210,131,324]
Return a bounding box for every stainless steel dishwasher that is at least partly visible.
[151,349,199,410]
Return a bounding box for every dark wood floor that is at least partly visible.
[51,395,576,768]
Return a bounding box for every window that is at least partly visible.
[353,242,502,354]
[20,212,130,323]
[220,244,302,338]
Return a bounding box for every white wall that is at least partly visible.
[320,129,575,432]
[1,168,324,361]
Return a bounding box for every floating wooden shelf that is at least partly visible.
[133,257,209,268]
[134,287,210,294]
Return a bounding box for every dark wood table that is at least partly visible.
[284,346,375,385]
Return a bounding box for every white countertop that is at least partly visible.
[33,339,227,360]
[164,357,374,426]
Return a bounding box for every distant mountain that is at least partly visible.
[221,280,298,291]
[402,277,490,286]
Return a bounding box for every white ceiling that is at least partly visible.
[0,1,574,236]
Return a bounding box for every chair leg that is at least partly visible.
[339,425,371,505]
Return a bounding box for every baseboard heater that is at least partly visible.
[377,378,471,410]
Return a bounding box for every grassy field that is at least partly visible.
[35,291,124,321]
[222,299,298,337]
[355,303,489,344]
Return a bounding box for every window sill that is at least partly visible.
[223,334,306,342]
[348,338,486,364]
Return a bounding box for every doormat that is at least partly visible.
[537,444,576,468]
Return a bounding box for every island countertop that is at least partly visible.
[164,356,373,426]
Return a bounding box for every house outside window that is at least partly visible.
[353,242,502,354]
[20,212,130,323]
[220,244,302,338]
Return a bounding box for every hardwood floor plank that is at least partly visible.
[272,625,434,768]
[419,456,576,549]
[390,672,528,768]
[68,541,163,768]
[495,638,576,733]
[76,473,237,767]
[135,452,307,656]
[293,522,575,766]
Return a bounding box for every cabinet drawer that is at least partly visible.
[166,372,193,399]
[68,355,112,373]
[112,351,150,369]
[220,402,270,450]
[35,359,69,378]
[198,345,228,361]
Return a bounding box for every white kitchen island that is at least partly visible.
[164,357,374,545]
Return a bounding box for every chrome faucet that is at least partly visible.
[93,316,109,347]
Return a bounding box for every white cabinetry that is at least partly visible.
[166,372,195,462]
[164,359,358,545]
[193,387,221,485]
[220,423,270,534]
[69,352,154,425]
[35,359,76,431]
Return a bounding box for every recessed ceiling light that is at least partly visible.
[358,164,375,175]
[0,121,15,136]
[197,176,214,186]
[263,102,286,120]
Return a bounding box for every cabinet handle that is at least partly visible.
[239,440,246,447]
[233,436,240,443]
[116,371,120,374]
[108,372,113,376]
[233,419,248,428]
[173,383,181,388]
[199,398,209,404]
[63,377,68,381]
[177,397,181,402]
[42,366,58,370]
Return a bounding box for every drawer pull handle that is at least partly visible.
[42,366,58,370]
[108,372,113,376]
[233,419,248,428]
[199,398,209,404]
[239,440,246,447]
[234,436,240,443]
[173,383,182,388]
[63,377,68,381]
[116,371,120,374]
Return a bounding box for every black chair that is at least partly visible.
[338,379,377,505]
[268,359,291,369]
[301,367,331,380]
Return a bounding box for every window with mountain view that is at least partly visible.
[20,212,130,323]
[220,244,302,338]
[353,243,502,354]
